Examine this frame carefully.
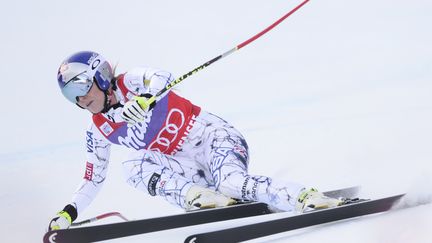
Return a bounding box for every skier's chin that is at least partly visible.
[94,108,104,115]
[88,105,104,114]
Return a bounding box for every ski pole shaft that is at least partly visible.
[146,0,310,105]
[71,212,128,227]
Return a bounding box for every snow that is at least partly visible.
[1,0,431,242]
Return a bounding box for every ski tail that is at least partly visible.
[184,194,404,243]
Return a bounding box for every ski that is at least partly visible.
[43,186,359,243]
[184,194,405,243]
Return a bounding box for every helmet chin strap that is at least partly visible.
[99,90,112,114]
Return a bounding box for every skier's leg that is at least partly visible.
[121,149,195,208]
[122,149,234,210]
[197,113,305,211]
[208,135,305,211]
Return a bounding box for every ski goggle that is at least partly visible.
[61,72,94,104]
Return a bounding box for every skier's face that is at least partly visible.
[76,83,105,114]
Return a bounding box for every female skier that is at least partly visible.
[48,51,341,230]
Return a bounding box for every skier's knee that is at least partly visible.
[121,159,140,187]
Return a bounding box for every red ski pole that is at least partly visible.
[139,0,310,108]
[71,212,129,227]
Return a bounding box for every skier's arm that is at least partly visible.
[49,124,111,230]
[70,124,111,214]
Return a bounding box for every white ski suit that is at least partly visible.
[71,67,305,215]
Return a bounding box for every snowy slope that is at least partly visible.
[1,0,431,242]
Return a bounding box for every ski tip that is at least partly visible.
[184,235,197,243]
[43,230,59,243]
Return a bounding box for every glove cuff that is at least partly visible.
[60,204,78,222]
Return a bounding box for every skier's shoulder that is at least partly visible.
[116,66,151,93]
[122,66,161,81]
[123,66,148,79]
[117,66,173,94]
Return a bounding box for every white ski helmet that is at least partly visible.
[57,51,113,104]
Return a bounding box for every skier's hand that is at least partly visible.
[185,185,236,211]
[296,188,342,212]
[48,211,72,231]
[121,94,156,125]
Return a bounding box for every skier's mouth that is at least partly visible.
[87,101,94,107]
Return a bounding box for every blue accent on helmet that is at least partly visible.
[65,51,95,66]
[57,51,113,104]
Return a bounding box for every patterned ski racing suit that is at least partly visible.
[71,67,305,214]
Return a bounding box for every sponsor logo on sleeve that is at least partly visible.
[86,131,94,153]
[84,162,94,181]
